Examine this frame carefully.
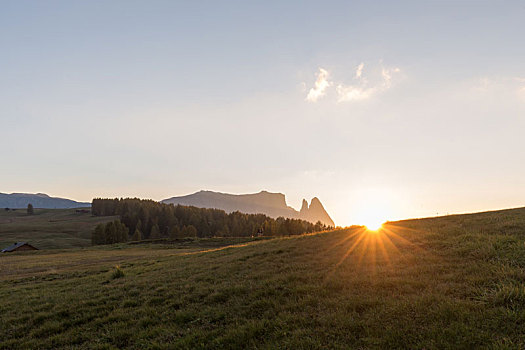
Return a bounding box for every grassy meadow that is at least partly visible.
[1,208,525,348]
[0,208,115,250]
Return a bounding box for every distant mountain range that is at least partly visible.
[0,193,90,209]
[162,190,335,227]
[1,190,335,227]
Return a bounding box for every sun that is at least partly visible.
[347,188,395,232]
[356,205,387,231]
[363,218,384,232]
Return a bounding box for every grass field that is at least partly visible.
[0,208,115,250]
[1,208,525,348]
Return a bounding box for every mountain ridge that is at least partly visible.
[162,190,335,227]
[0,193,90,209]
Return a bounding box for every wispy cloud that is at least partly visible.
[306,68,331,102]
[355,62,364,79]
[305,62,400,103]
[381,67,400,89]
[336,85,375,101]
[336,63,400,102]
[469,76,525,101]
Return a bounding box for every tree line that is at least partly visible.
[91,198,331,245]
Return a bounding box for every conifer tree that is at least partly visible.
[105,221,117,244]
[150,224,161,239]
[91,223,105,245]
[131,228,142,241]
[115,220,128,242]
[169,226,180,240]
[182,225,197,238]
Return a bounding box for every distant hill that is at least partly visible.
[0,193,90,209]
[161,190,335,227]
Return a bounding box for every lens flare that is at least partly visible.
[364,220,384,232]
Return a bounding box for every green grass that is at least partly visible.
[0,208,115,249]
[1,208,525,348]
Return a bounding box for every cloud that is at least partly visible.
[306,68,331,102]
[336,63,400,102]
[304,62,400,103]
[355,62,364,79]
[381,67,400,89]
[336,85,375,101]
[469,76,525,102]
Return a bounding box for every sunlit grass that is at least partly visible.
[2,207,525,348]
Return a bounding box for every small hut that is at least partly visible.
[1,242,38,253]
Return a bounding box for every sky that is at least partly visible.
[2,0,525,227]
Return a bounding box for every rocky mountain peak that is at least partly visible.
[162,190,335,227]
[300,199,309,212]
[298,197,335,227]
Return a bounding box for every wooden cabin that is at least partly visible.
[1,242,38,253]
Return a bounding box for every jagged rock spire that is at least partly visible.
[300,199,308,213]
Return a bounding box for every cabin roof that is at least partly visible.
[1,242,37,252]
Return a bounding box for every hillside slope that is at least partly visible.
[0,209,115,249]
[1,207,525,348]
[162,190,335,227]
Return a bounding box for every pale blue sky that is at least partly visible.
[2,1,525,226]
